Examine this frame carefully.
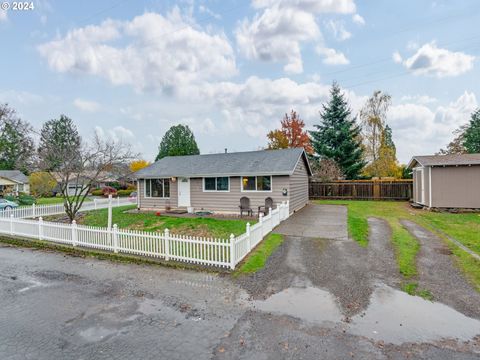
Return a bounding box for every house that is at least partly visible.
[134,148,312,214]
[0,170,30,196]
[407,153,480,209]
[52,171,121,196]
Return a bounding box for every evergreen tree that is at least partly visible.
[156,124,200,161]
[310,83,366,179]
[463,108,480,153]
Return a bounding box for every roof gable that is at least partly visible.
[135,148,312,178]
[0,170,28,183]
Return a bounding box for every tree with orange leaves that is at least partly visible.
[267,110,313,154]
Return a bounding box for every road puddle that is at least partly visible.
[348,285,480,344]
[252,287,342,325]
[79,326,119,343]
[252,284,480,344]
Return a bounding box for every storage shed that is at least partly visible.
[407,154,480,209]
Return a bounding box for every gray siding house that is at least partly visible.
[408,154,480,209]
[134,148,312,214]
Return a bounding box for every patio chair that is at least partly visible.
[258,197,274,216]
[239,196,253,217]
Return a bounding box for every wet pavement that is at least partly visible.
[1,204,480,359]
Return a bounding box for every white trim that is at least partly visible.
[240,175,273,193]
[421,167,425,205]
[144,178,171,199]
[202,176,230,192]
[136,180,140,208]
[429,166,432,208]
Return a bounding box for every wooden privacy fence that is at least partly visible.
[309,180,413,200]
[0,201,290,269]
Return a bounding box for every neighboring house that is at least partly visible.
[0,170,30,196]
[407,153,480,209]
[52,171,120,196]
[134,148,312,214]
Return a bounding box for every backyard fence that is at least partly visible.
[309,180,413,200]
[0,201,290,269]
[0,197,134,219]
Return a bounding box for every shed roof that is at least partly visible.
[0,170,28,184]
[135,148,312,178]
[408,153,480,168]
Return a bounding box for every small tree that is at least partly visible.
[129,159,150,173]
[267,111,313,153]
[38,117,136,221]
[310,82,366,179]
[463,108,480,153]
[0,104,35,173]
[438,125,467,155]
[29,172,57,197]
[155,124,200,161]
[310,158,343,181]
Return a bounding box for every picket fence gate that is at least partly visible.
[0,201,290,269]
[0,197,134,219]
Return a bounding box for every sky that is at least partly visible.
[0,0,479,164]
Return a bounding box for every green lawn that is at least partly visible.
[317,200,480,290]
[234,233,284,275]
[80,205,253,239]
[36,196,92,205]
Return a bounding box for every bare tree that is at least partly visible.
[39,123,136,221]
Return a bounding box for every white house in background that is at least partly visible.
[0,170,30,196]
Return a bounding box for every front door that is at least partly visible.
[178,177,191,207]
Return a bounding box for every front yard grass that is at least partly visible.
[80,205,253,239]
[317,200,480,290]
[234,233,284,275]
[36,196,92,205]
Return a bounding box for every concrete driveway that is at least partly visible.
[0,203,479,359]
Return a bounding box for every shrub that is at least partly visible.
[91,189,103,196]
[102,186,117,197]
[29,172,57,197]
[18,194,36,205]
[117,189,134,197]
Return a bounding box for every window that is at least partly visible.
[145,179,170,198]
[203,177,229,191]
[241,176,272,191]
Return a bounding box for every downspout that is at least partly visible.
[429,166,432,208]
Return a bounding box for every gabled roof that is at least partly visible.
[135,148,312,178]
[0,170,28,184]
[408,153,480,169]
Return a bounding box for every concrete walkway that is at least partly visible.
[274,204,348,240]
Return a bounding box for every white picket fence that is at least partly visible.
[0,197,134,219]
[0,201,290,269]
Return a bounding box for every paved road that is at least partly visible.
[1,204,479,359]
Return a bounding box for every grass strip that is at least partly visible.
[234,233,284,275]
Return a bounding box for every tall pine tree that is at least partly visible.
[463,108,480,153]
[310,83,366,179]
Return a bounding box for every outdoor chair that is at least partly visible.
[239,196,253,217]
[258,197,274,216]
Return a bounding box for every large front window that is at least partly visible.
[241,176,272,191]
[145,179,170,198]
[203,177,229,191]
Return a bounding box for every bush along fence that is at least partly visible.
[309,180,413,200]
[0,197,134,219]
[0,201,290,270]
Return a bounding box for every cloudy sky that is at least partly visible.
[1,0,479,163]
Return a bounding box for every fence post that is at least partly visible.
[230,233,235,270]
[38,217,43,240]
[94,198,97,210]
[71,220,77,247]
[9,214,14,236]
[164,228,170,261]
[32,203,36,218]
[246,222,251,251]
[112,224,118,253]
[117,196,120,207]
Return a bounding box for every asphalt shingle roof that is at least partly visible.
[408,153,480,168]
[0,170,28,183]
[135,148,310,178]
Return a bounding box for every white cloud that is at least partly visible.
[395,41,475,78]
[352,13,365,25]
[400,95,437,105]
[235,0,356,74]
[325,20,351,41]
[392,51,402,63]
[316,47,349,65]
[0,9,7,22]
[95,125,135,143]
[389,91,477,161]
[38,9,237,91]
[198,5,221,19]
[73,98,101,112]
